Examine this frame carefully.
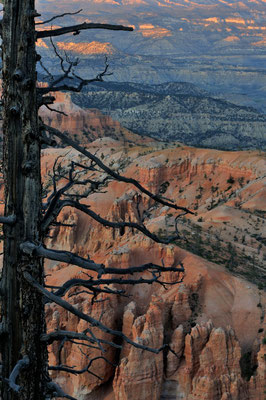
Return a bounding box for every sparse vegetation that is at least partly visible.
[227,175,235,184]
[238,177,245,187]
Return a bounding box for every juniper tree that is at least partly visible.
[0,1,191,399]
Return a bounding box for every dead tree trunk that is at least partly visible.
[0,1,48,398]
[0,2,187,398]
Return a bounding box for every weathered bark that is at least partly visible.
[0,1,48,399]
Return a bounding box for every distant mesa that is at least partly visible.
[138,23,172,38]
[56,41,117,55]
[36,39,118,54]
[223,35,241,42]
[252,38,266,46]
[35,0,266,114]
[36,38,48,48]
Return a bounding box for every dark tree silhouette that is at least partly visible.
[0,2,191,399]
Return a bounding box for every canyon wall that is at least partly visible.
[42,133,265,399]
[39,92,152,146]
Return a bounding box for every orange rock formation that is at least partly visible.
[40,96,265,400]
[40,92,152,145]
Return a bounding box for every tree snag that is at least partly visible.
[0,2,190,399]
[1,1,48,399]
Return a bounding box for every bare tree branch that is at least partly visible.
[48,355,117,380]
[38,95,56,109]
[5,356,30,393]
[40,330,122,350]
[38,54,111,95]
[49,354,116,379]
[41,198,180,244]
[67,287,128,301]
[36,9,83,25]
[38,59,54,83]
[0,215,16,224]
[20,241,105,275]
[48,364,103,380]
[42,158,109,217]
[46,381,77,400]
[42,158,76,213]
[45,125,193,215]
[49,36,76,75]
[24,272,172,355]
[20,240,184,279]
[45,104,68,116]
[37,23,133,39]
[46,270,184,299]
[41,162,111,233]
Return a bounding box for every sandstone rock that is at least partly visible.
[120,301,137,359]
[113,296,165,400]
[46,291,120,398]
[166,325,185,378]
[41,135,265,400]
[39,92,151,147]
[249,342,266,400]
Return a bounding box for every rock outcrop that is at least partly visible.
[113,297,165,400]
[112,300,265,400]
[41,135,265,400]
[39,91,152,146]
[46,289,120,399]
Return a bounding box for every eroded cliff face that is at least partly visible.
[46,244,265,400]
[41,131,265,400]
[43,138,265,280]
[46,292,120,398]
[39,92,152,146]
[115,312,265,400]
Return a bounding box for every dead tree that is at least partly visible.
[0,2,192,399]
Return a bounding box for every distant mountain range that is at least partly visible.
[36,0,266,113]
[71,81,266,150]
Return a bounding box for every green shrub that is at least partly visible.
[227,175,235,184]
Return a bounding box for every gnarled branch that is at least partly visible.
[47,381,77,400]
[48,355,116,379]
[36,9,83,25]
[20,241,105,275]
[45,125,193,215]
[41,198,180,244]
[40,330,122,350]
[47,270,184,299]
[20,240,184,278]
[5,356,30,393]
[24,272,172,355]
[37,23,133,39]
[38,50,111,95]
